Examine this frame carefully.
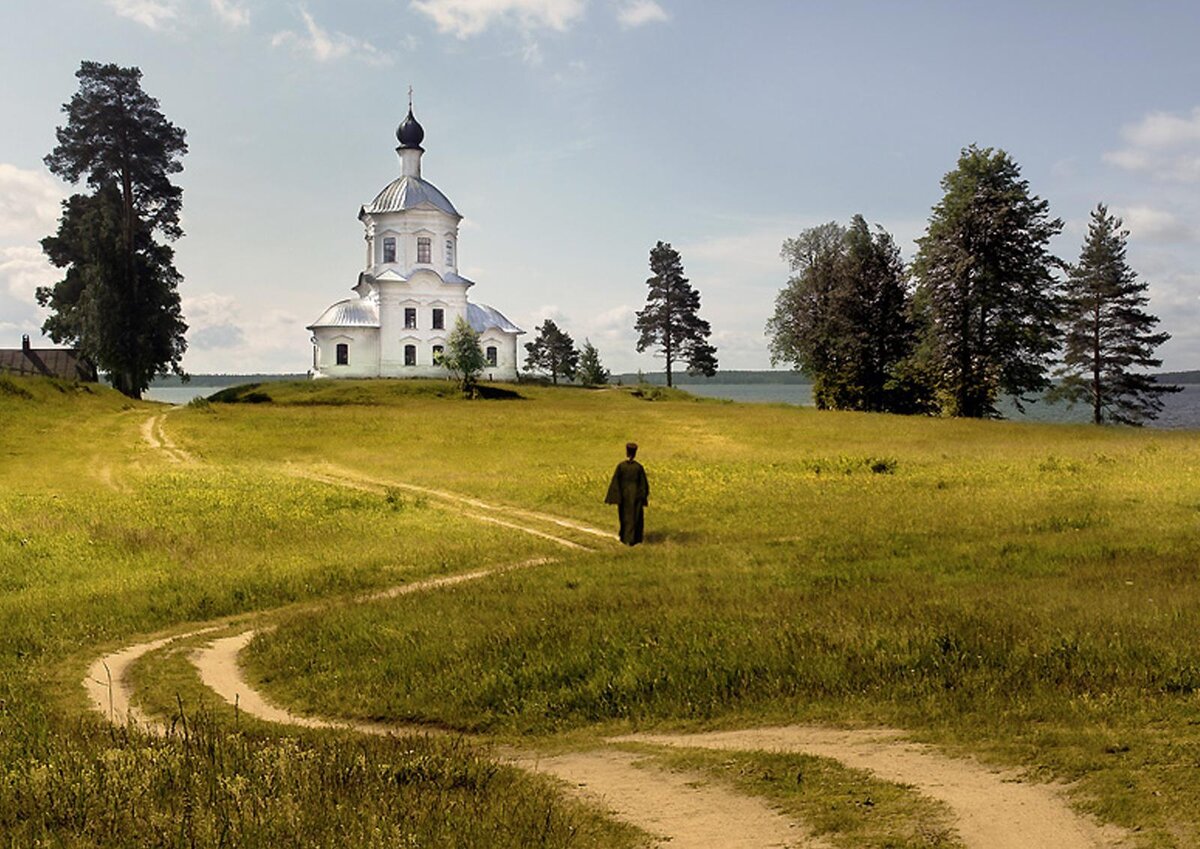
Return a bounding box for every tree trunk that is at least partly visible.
[1092,302,1102,424]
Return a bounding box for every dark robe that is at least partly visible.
[605,459,649,545]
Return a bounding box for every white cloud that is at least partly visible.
[105,0,181,29]
[210,0,249,28]
[0,164,66,243]
[531,304,569,325]
[1106,107,1200,182]
[180,293,308,371]
[271,10,393,66]
[616,0,667,28]
[0,246,58,303]
[1118,205,1196,244]
[410,0,586,38]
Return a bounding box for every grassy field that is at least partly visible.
[4,374,1200,846]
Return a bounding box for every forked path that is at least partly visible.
[82,412,1133,849]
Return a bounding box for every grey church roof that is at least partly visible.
[362,176,460,218]
[307,298,380,329]
[468,303,523,335]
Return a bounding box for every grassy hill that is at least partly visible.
[4,375,1200,846]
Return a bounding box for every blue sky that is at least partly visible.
[2,0,1200,374]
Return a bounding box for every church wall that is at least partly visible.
[376,273,469,375]
[370,209,460,278]
[478,330,519,382]
[312,328,380,378]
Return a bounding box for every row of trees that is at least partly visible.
[768,145,1177,424]
[523,240,721,389]
[523,320,610,385]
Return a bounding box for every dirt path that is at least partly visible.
[92,412,1130,849]
[619,728,1127,849]
[300,465,616,543]
[521,750,811,849]
[140,411,191,463]
[85,627,217,733]
[192,630,816,848]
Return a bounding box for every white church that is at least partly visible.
[308,104,522,380]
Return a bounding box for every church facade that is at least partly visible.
[308,107,522,380]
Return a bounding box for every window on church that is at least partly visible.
[445,239,454,266]
[404,307,417,329]
[382,237,396,263]
[405,345,416,366]
[417,237,431,264]
[432,308,444,330]
[336,343,349,366]
[432,345,444,365]
[485,346,498,367]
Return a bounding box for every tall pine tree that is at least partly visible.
[38,61,188,398]
[635,241,717,387]
[911,145,1062,418]
[1056,204,1178,424]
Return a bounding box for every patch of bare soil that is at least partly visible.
[618,728,1130,849]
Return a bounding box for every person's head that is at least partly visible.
[625,442,638,459]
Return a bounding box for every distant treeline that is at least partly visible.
[1157,371,1200,385]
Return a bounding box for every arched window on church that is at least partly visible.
[485,346,498,367]
[417,237,431,264]
[336,343,349,366]
[432,345,444,365]
[382,237,396,263]
[404,345,416,366]
[445,238,454,267]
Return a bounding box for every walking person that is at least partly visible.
[605,442,649,546]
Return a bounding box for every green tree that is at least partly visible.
[635,241,717,387]
[767,216,918,412]
[523,318,579,384]
[38,61,189,399]
[576,338,610,386]
[443,316,486,395]
[911,145,1063,418]
[1055,204,1178,424]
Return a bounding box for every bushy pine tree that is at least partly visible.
[576,339,609,386]
[523,319,579,384]
[38,61,188,399]
[1056,204,1178,424]
[635,241,717,387]
[767,216,918,412]
[911,145,1062,418]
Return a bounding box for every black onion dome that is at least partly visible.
[396,108,425,149]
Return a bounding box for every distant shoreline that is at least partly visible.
[151,368,1200,387]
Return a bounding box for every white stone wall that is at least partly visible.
[311,327,380,378]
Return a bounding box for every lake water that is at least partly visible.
[146,382,1200,430]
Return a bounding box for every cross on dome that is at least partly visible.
[396,88,424,150]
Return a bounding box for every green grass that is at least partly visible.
[6,375,1200,845]
[0,376,633,848]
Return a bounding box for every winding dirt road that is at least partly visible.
[79,411,1132,849]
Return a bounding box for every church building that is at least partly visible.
[308,105,522,380]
